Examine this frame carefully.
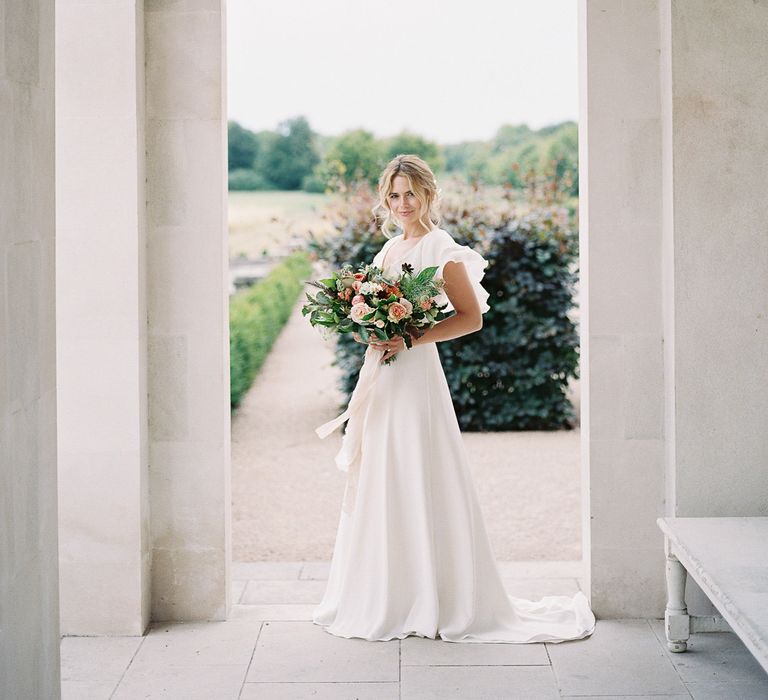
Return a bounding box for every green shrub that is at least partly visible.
[229,251,312,408]
[307,176,579,431]
[228,168,274,191]
[301,172,326,193]
[437,211,579,430]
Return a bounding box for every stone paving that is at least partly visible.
[60,561,768,699]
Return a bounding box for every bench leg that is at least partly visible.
[664,540,690,652]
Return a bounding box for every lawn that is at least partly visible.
[228,190,336,259]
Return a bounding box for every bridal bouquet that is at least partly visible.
[302,262,447,363]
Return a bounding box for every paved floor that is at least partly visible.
[60,561,768,699]
[232,281,584,562]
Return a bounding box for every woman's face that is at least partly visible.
[388,175,421,223]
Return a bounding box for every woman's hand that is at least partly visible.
[352,330,407,362]
[369,335,406,363]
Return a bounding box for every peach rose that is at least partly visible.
[398,298,413,316]
[353,280,363,292]
[387,302,407,322]
[350,303,374,324]
[351,294,365,305]
[419,297,433,310]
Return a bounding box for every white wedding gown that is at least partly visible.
[312,226,596,643]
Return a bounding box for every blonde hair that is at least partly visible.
[373,154,442,239]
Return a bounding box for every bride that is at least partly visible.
[312,154,596,644]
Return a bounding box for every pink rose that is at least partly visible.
[350,303,374,324]
[353,280,363,292]
[398,298,413,317]
[419,298,433,310]
[351,294,365,305]
[387,302,407,322]
[353,272,366,281]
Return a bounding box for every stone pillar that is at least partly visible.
[0,0,60,696]
[661,4,768,518]
[57,0,230,630]
[56,1,150,634]
[579,0,667,617]
[581,0,768,618]
[145,0,231,621]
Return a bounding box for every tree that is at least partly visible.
[544,123,578,196]
[320,129,385,189]
[491,123,533,154]
[228,120,259,172]
[383,131,442,172]
[258,116,320,190]
[442,141,489,174]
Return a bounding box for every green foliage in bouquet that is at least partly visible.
[398,263,442,301]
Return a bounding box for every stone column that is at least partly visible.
[581,0,768,618]
[145,0,231,621]
[661,4,768,520]
[56,1,150,634]
[0,0,60,696]
[579,0,667,617]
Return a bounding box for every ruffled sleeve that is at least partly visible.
[426,229,491,315]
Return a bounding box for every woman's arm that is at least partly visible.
[411,260,482,346]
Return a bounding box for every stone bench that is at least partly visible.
[656,516,768,675]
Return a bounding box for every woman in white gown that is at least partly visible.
[312,154,596,644]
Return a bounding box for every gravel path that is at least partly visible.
[231,283,583,562]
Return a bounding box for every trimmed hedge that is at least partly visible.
[229,251,312,408]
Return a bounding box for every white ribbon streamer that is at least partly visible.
[315,344,386,514]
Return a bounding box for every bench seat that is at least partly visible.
[656,516,768,675]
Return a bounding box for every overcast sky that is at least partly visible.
[226,0,578,144]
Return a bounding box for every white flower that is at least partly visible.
[359,282,373,295]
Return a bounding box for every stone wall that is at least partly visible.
[0,0,60,696]
[56,0,230,635]
[580,0,768,617]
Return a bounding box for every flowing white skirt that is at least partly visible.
[312,341,596,643]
